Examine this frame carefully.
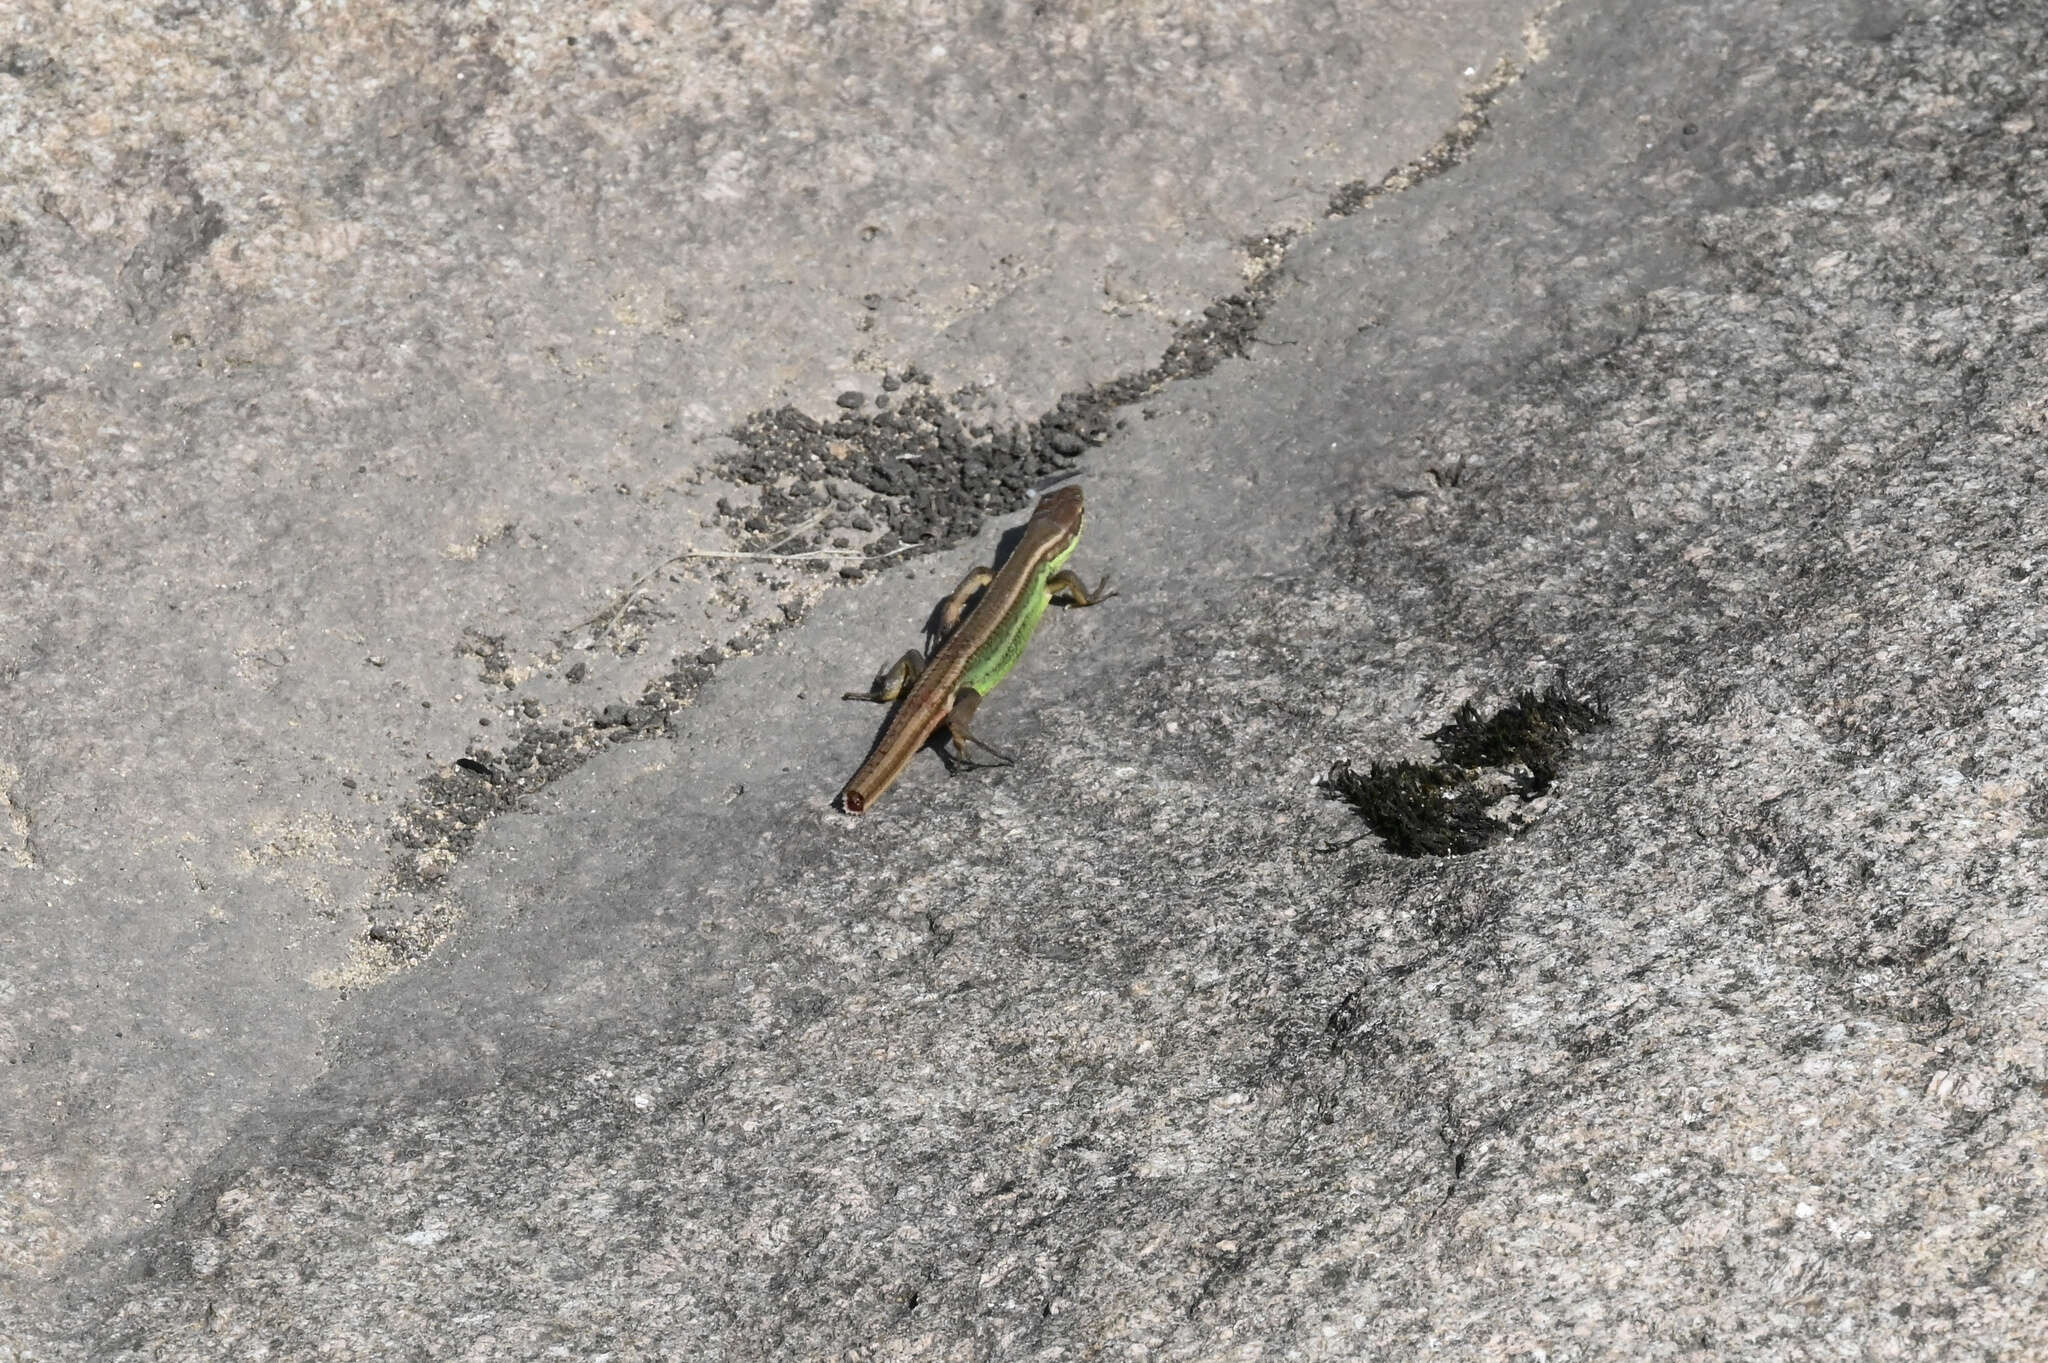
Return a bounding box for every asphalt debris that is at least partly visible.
[715,274,1279,556]
[713,57,1540,568]
[364,656,715,966]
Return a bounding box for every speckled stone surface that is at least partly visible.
[0,0,1531,1343]
[10,0,2048,1358]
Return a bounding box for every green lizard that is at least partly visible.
[838,485,1113,814]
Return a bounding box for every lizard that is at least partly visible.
[837,484,1113,814]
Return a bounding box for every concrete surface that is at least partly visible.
[7,0,2048,1357]
[1,0,1530,1337]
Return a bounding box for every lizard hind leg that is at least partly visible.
[943,688,1015,772]
[843,649,927,703]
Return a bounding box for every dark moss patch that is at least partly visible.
[1320,685,1610,858]
[1427,689,1611,794]
[1319,759,1502,858]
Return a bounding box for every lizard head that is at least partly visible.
[1033,484,1084,538]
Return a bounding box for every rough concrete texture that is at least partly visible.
[0,0,1534,1337]
[8,0,2048,1358]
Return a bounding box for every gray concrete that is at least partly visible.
[7,0,2048,1357]
[1,0,1529,1333]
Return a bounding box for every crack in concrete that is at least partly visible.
[337,10,1562,983]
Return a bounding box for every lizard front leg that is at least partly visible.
[1046,569,1117,609]
[934,565,997,639]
